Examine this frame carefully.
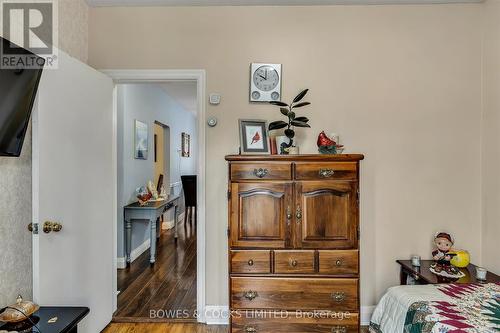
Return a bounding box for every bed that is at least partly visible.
[369,283,500,333]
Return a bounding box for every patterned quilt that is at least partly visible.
[369,283,500,333]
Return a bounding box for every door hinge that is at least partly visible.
[227,228,230,237]
[357,226,360,240]
[356,188,360,204]
[227,190,231,200]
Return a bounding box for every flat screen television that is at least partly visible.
[0,36,44,157]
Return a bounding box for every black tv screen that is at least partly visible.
[0,36,44,157]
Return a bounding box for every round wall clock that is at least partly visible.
[250,63,282,102]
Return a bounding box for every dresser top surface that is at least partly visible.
[225,154,364,162]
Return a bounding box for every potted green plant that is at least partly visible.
[268,89,311,154]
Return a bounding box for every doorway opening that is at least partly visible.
[111,76,203,322]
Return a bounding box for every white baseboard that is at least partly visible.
[204,305,374,326]
[361,305,375,325]
[205,305,230,325]
[162,212,185,230]
[116,238,151,269]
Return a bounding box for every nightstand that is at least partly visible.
[397,260,500,285]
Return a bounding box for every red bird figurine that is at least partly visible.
[251,131,261,145]
[317,131,336,147]
[317,131,343,154]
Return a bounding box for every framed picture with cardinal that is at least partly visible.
[238,119,270,154]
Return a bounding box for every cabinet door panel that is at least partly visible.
[230,182,292,248]
[296,181,358,249]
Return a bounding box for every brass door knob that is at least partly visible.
[336,259,343,267]
[43,221,63,233]
[247,259,254,266]
[28,223,33,232]
[290,259,298,267]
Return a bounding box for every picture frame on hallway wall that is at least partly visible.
[182,132,190,157]
[238,119,270,155]
[134,120,148,160]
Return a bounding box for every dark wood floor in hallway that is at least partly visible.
[114,219,197,321]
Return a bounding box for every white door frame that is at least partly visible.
[102,69,207,323]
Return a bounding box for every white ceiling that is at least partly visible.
[86,0,482,7]
[160,81,198,116]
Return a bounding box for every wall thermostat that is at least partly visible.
[209,93,221,105]
[207,117,218,127]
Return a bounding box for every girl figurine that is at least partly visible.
[430,232,463,278]
[432,232,454,265]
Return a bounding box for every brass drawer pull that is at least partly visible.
[332,291,346,302]
[247,259,254,266]
[253,168,268,178]
[296,205,302,221]
[319,168,335,178]
[331,326,347,333]
[286,206,292,222]
[290,259,298,267]
[245,327,257,333]
[336,259,343,267]
[244,290,258,301]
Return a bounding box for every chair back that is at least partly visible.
[181,175,197,207]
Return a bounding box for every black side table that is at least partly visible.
[0,306,89,333]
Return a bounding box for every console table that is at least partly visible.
[0,306,89,333]
[124,195,180,265]
[397,259,500,285]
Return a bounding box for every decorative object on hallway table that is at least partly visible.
[147,180,159,200]
[134,120,148,160]
[430,232,465,279]
[238,119,270,154]
[317,131,344,154]
[181,132,190,157]
[249,63,282,102]
[135,186,152,206]
[268,89,311,154]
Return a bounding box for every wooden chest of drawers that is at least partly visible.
[226,154,364,333]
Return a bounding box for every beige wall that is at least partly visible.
[0,1,89,307]
[88,5,484,308]
[59,0,89,63]
[481,0,500,274]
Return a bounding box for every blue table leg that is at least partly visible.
[150,219,156,264]
[125,219,132,265]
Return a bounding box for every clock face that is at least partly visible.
[253,65,280,92]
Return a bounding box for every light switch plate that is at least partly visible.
[209,93,221,105]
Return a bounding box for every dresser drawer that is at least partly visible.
[231,250,271,274]
[231,277,358,311]
[274,250,315,274]
[319,250,359,275]
[295,162,357,181]
[231,163,292,180]
[232,311,359,333]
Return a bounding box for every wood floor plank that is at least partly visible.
[114,219,197,321]
[103,323,369,333]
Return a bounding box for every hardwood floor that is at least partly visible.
[114,218,197,321]
[103,323,369,333]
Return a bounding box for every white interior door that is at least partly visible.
[32,50,115,333]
